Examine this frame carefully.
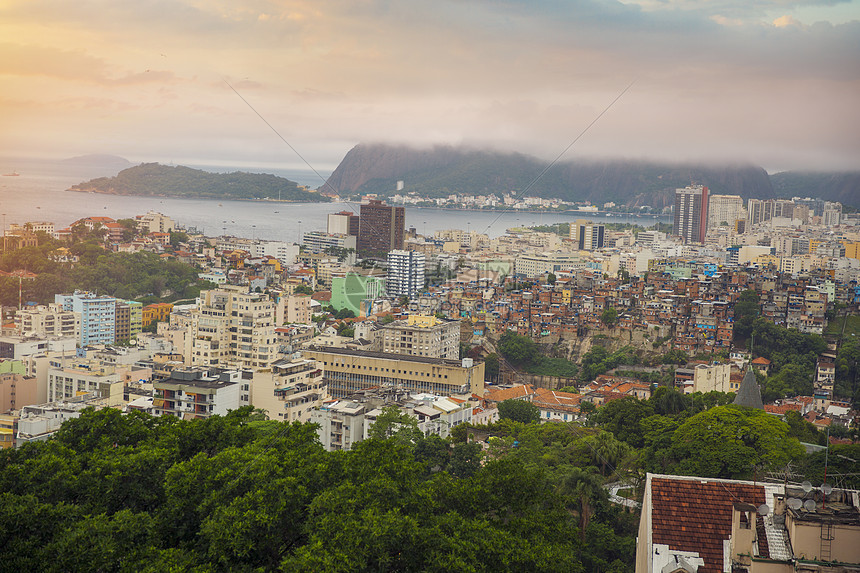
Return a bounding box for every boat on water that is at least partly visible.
[2,172,19,177]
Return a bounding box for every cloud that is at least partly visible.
[0,0,858,171]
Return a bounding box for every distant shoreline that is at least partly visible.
[65,188,331,204]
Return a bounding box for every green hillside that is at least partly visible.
[68,163,329,202]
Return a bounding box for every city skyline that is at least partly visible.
[1,1,859,176]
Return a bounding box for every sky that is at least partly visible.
[1,0,859,175]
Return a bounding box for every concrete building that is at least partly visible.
[707,194,745,229]
[571,220,605,251]
[673,185,709,244]
[0,372,39,412]
[380,314,459,359]
[153,368,245,419]
[251,357,326,423]
[514,252,582,277]
[55,291,116,346]
[358,200,405,258]
[386,249,426,298]
[278,293,314,325]
[677,362,734,394]
[636,473,860,572]
[136,211,176,234]
[327,211,360,237]
[310,399,368,451]
[0,336,76,361]
[304,346,485,398]
[14,303,79,339]
[302,231,357,257]
[46,358,125,405]
[190,287,277,370]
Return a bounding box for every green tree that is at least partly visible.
[498,399,541,424]
[670,405,804,479]
[733,289,760,341]
[484,353,500,381]
[498,330,539,366]
[601,307,618,327]
[367,406,424,446]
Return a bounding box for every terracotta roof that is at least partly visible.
[751,357,771,365]
[484,384,534,403]
[764,403,802,415]
[650,476,765,573]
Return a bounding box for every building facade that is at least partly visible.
[386,249,426,298]
[358,200,405,258]
[304,346,485,398]
[571,220,605,251]
[55,291,116,346]
[380,314,459,359]
[673,185,709,244]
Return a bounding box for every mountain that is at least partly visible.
[61,154,134,172]
[322,143,776,208]
[771,171,860,207]
[68,162,329,202]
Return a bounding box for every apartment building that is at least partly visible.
[358,200,405,257]
[514,252,583,277]
[15,303,79,339]
[251,357,326,423]
[55,291,116,346]
[46,358,124,405]
[153,368,245,419]
[380,314,459,359]
[302,230,357,255]
[386,249,426,298]
[190,287,277,369]
[571,220,605,251]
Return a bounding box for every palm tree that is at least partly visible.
[559,467,605,540]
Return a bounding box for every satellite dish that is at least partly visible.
[822,483,833,495]
[803,499,817,512]
[757,504,770,516]
[787,498,802,510]
[801,481,813,493]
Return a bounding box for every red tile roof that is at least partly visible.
[650,476,765,573]
[484,384,534,403]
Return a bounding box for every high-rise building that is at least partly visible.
[358,200,405,258]
[190,287,277,370]
[327,211,360,237]
[707,194,745,229]
[673,185,709,244]
[55,291,116,346]
[570,219,605,251]
[386,249,425,298]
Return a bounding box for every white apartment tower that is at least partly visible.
[386,250,425,298]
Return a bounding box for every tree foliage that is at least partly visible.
[0,406,638,571]
[498,399,541,424]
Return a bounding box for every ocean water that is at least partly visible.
[0,157,669,243]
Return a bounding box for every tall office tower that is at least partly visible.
[707,194,745,229]
[673,185,709,244]
[358,200,405,258]
[327,211,360,236]
[386,249,425,298]
[570,219,605,251]
[55,291,117,346]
